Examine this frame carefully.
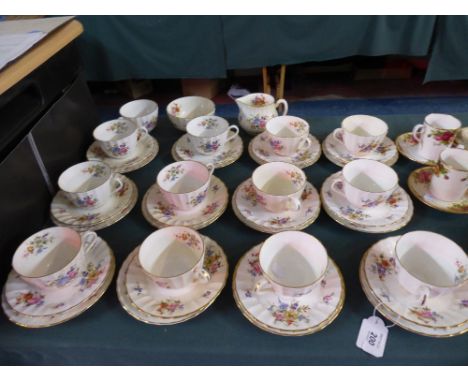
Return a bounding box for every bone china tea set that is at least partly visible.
[2,94,467,338]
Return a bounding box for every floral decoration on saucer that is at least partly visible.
[87,135,159,173]
[50,174,138,232]
[321,172,413,233]
[322,132,398,167]
[232,178,321,233]
[359,236,468,337]
[396,133,435,165]
[142,175,228,230]
[1,238,115,328]
[117,236,228,325]
[248,132,321,169]
[172,133,243,169]
[232,243,345,336]
[408,167,468,214]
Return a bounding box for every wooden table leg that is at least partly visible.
[262,67,272,95]
[276,65,286,99]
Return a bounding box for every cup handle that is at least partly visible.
[331,178,345,196]
[332,128,344,143]
[225,125,240,143]
[298,136,312,151]
[415,286,432,306]
[275,99,288,116]
[287,196,301,211]
[195,268,211,284]
[412,124,425,143]
[138,126,148,140]
[206,163,215,178]
[112,176,124,194]
[81,231,98,253]
[254,277,271,294]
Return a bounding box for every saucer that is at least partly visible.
[359,236,468,337]
[248,132,321,169]
[396,133,435,165]
[322,133,398,167]
[51,174,138,232]
[408,167,468,214]
[232,178,321,233]
[86,135,159,173]
[233,243,345,336]
[172,133,243,169]
[118,235,228,325]
[321,172,413,233]
[1,238,115,328]
[142,175,228,230]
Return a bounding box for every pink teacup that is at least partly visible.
[252,162,306,213]
[254,231,329,297]
[331,159,398,209]
[12,227,97,290]
[156,160,214,211]
[264,116,312,157]
[138,226,210,289]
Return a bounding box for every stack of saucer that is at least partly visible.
[86,118,159,173]
[1,227,115,328]
[233,231,345,336]
[321,159,413,233]
[117,227,228,325]
[248,116,321,169]
[360,232,468,337]
[322,115,398,167]
[51,161,137,232]
[232,162,320,233]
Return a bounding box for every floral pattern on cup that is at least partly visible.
[198,117,218,129]
[156,299,184,315]
[171,103,181,116]
[198,140,221,153]
[153,201,175,218]
[109,143,130,156]
[286,170,304,185]
[142,116,158,131]
[248,251,261,277]
[163,164,185,182]
[15,291,45,307]
[204,246,222,275]
[370,253,396,281]
[46,266,79,288]
[269,139,284,152]
[175,231,202,250]
[428,129,456,146]
[78,261,104,291]
[268,299,311,326]
[23,232,54,258]
[105,121,128,134]
[241,183,266,207]
[409,306,443,324]
[76,195,98,208]
[289,120,308,135]
[189,189,208,207]
[81,164,107,177]
[455,260,466,283]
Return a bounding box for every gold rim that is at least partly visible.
[248,134,321,169]
[3,250,115,329]
[171,135,243,169]
[231,180,321,234]
[231,246,345,336]
[396,133,435,165]
[141,177,228,230]
[407,167,468,214]
[119,238,228,322]
[51,176,138,231]
[359,238,468,330]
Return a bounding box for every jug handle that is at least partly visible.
[275,99,288,116]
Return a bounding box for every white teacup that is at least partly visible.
[12,227,97,290]
[58,161,123,209]
[332,159,398,209]
[394,231,467,302]
[255,231,329,297]
[156,160,214,211]
[138,226,210,289]
[333,115,388,156]
[252,162,306,213]
[186,116,239,155]
[93,119,148,159]
[430,148,468,201]
[119,99,159,132]
[264,116,312,156]
[167,96,216,131]
[412,113,461,161]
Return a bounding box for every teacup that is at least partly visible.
[412,113,461,161]
[394,231,467,302]
[138,226,210,289]
[12,227,97,290]
[167,96,216,131]
[58,161,123,209]
[264,116,312,157]
[252,162,306,213]
[331,159,398,209]
[333,115,388,156]
[156,160,214,211]
[119,99,159,132]
[93,119,148,159]
[429,148,468,201]
[455,127,468,149]
[186,116,239,155]
[254,231,329,297]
